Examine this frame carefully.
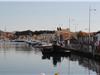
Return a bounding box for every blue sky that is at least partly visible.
[0,2,100,32]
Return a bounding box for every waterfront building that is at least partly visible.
[0,32,14,41]
[54,27,77,47]
[94,31,100,50]
[34,33,55,43]
[77,31,89,44]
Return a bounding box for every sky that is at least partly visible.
[0,0,100,1]
[0,1,100,32]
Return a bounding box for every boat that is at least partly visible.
[52,44,67,51]
[40,44,53,52]
[41,49,70,57]
[41,44,70,55]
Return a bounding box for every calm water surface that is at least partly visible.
[0,42,98,75]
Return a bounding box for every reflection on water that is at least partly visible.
[0,42,99,75]
[70,54,100,75]
[42,52,69,67]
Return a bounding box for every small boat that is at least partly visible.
[41,49,70,57]
[41,45,53,52]
[52,44,67,51]
[41,44,71,55]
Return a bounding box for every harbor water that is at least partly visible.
[0,41,98,75]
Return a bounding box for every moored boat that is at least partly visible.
[41,49,70,57]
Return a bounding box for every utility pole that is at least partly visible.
[69,16,70,31]
[68,16,71,46]
[88,5,96,44]
[89,5,91,44]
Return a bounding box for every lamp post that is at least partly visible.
[88,5,96,58]
[68,16,74,46]
[88,5,96,44]
[69,16,70,31]
[88,6,91,45]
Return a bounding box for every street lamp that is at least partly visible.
[69,16,70,31]
[88,5,96,44]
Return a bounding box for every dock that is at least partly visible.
[10,40,100,61]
